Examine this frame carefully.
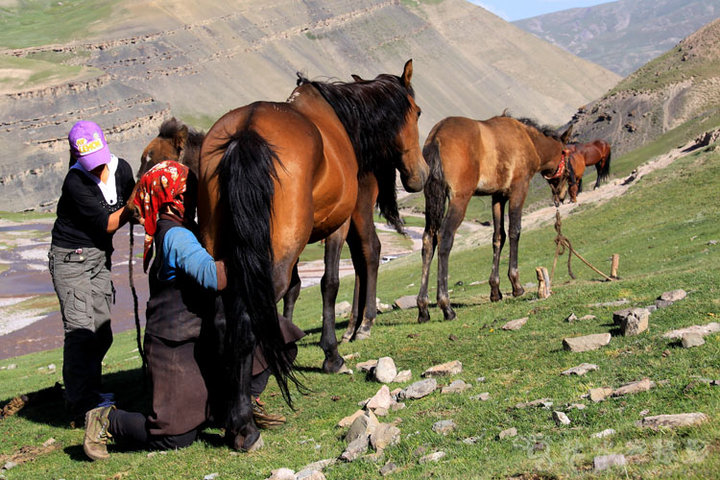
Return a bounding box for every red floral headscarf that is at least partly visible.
[133,160,189,271]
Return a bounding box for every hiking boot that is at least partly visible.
[252,399,285,429]
[83,405,115,461]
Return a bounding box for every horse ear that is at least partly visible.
[351,74,363,82]
[401,59,413,88]
[560,124,573,144]
[175,125,189,150]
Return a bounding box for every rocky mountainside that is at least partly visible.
[567,18,720,156]
[0,0,619,211]
[515,0,719,76]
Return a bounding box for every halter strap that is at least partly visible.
[543,151,567,180]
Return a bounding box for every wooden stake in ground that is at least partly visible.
[610,254,620,279]
[536,267,551,298]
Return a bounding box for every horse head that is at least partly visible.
[393,59,427,193]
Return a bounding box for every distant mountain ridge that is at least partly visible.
[0,0,619,211]
[514,0,719,76]
[567,17,720,157]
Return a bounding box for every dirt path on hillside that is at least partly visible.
[0,140,702,360]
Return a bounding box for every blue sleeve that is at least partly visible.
[162,228,218,290]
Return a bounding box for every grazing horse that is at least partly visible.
[194,60,425,451]
[550,139,611,203]
[417,115,572,322]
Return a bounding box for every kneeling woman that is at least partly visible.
[83,161,298,459]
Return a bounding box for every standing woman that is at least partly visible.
[48,120,136,424]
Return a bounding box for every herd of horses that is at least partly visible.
[134,60,611,451]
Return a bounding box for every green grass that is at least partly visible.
[0,0,115,49]
[2,126,720,478]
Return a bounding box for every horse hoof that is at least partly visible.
[443,310,456,321]
[490,292,502,302]
[339,333,352,344]
[418,312,431,323]
[322,357,347,374]
[513,287,525,297]
[354,329,371,341]
[232,431,263,452]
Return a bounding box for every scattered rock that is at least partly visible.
[337,409,366,428]
[390,402,406,411]
[612,378,655,397]
[340,435,369,462]
[345,412,379,443]
[5,364,17,370]
[580,314,597,321]
[366,386,393,411]
[376,298,392,313]
[393,370,412,383]
[663,322,720,339]
[462,436,480,444]
[589,387,613,403]
[562,333,611,352]
[476,376,486,383]
[267,470,295,480]
[448,334,458,341]
[3,461,18,471]
[655,299,674,309]
[642,412,708,428]
[441,380,472,394]
[379,462,398,476]
[296,470,325,480]
[498,427,517,439]
[342,352,360,361]
[297,459,336,476]
[591,428,616,439]
[564,313,578,323]
[335,301,352,317]
[419,451,446,463]
[399,379,438,400]
[373,407,389,417]
[593,454,627,471]
[432,420,456,435]
[682,333,705,348]
[615,308,650,336]
[470,392,490,401]
[567,403,586,410]
[374,358,397,384]
[422,360,462,377]
[553,411,571,426]
[658,289,687,303]
[370,423,401,451]
[356,360,378,372]
[561,363,598,376]
[393,295,417,310]
[502,317,528,331]
[515,398,553,409]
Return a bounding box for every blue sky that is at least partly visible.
[468,0,614,21]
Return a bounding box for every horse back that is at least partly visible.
[197,102,325,258]
[287,84,359,240]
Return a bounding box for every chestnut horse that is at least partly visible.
[550,139,612,203]
[194,61,424,450]
[417,115,572,322]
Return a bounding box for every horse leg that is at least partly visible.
[281,263,301,321]
[319,223,349,372]
[341,272,363,343]
[437,193,472,319]
[507,191,527,298]
[489,194,507,302]
[417,224,438,323]
[351,219,381,341]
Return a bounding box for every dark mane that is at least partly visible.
[503,112,562,141]
[296,73,414,231]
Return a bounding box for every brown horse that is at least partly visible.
[137,118,205,178]
[195,61,425,451]
[551,139,612,203]
[417,115,572,322]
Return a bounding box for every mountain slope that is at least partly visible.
[0,0,619,211]
[568,17,720,156]
[514,0,719,76]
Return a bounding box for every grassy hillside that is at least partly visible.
[1,111,719,478]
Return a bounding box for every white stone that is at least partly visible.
[374,357,397,383]
[422,360,462,377]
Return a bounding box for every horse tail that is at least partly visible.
[217,129,298,409]
[596,149,611,187]
[422,138,448,240]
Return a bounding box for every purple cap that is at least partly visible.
[68,120,111,171]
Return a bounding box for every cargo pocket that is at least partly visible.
[61,289,93,332]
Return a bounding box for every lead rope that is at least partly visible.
[129,224,148,377]
[550,208,615,283]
